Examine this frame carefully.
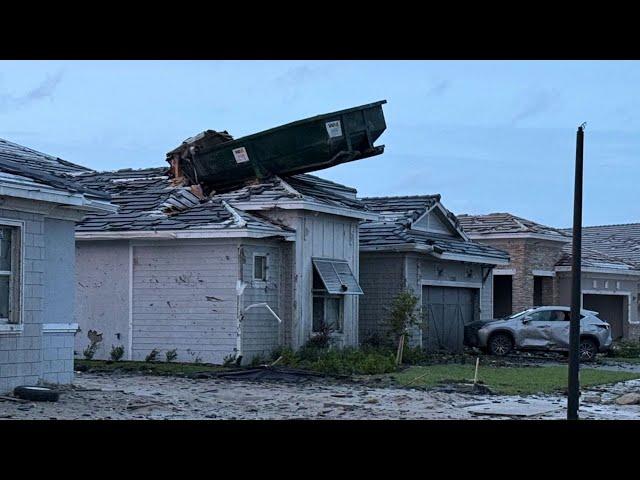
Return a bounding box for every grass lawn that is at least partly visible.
[75,359,228,376]
[394,364,640,395]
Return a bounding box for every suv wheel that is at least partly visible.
[579,338,598,362]
[489,333,513,356]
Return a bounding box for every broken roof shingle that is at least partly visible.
[359,196,509,263]
[0,137,109,199]
[72,167,290,236]
[457,212,570,240]
[562,223,640,267]
[217,173,369,212]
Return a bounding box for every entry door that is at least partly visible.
[583,294,624,339]
[422,286,477,353]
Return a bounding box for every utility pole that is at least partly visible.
[568,123,586,420]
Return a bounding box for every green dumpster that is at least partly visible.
[169,100,387,190]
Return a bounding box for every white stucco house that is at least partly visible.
[0,138,114,394]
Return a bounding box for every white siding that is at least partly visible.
[240,240,284,363]
[75,240,130,360]
[262,210,360,349]
[131,242,239,364]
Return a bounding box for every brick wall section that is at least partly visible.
[474,238,565,313]
[0,209,45,394]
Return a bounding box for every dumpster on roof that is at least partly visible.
[167,100,387,192]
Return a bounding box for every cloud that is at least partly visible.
[0,70,63,113]
[511,88,560,125]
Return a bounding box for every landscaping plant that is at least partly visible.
[110,345,125,361]
[145,348,160,362]
[165,349,178,362]
[385,290,422,365]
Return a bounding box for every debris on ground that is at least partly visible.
[614,393,640,405]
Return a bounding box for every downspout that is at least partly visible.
[235,245,247,365]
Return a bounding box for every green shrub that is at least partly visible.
[609,340,640,358]
[83,344,98,360]
[222,353,237,367]
[145,348,160,362]
[165,349,178,362]
[275,345,397,376]
[110,345,125,362]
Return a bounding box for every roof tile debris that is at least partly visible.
[0,138,109,199]
[457,212,570,239]
[360,196,509,262]
[216,173,368,212]
[73,167,362,235]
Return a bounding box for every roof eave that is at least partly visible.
[75,228,295,241]
[465,232,571,243]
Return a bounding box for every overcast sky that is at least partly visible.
[1,60,638,228]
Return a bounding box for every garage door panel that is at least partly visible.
[423,286,477,353]
[583,294,624,340]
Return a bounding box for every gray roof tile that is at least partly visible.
[562,223,640,267]
[457,212,570,239]
[360,196,509,262]
[0,137,109,199]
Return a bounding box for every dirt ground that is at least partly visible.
[1,370,640,420]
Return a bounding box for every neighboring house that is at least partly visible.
[564,223,640,341]
[358,195,509,352]
[0,138,114,394]
[458,213,640,340]
[73,168,375,364]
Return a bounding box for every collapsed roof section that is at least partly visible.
[72,167,374,239]
[166,101,387,193]
[216,173,376,220]
[359,195,510,265]
[73,168,295,240]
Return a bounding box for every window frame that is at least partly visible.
[252,253,268,283]
[312,293,344,334]
[0,219,24,327]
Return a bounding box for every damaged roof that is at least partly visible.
[216,173,372,216]
[557,244,640,272]
[359,196,509,263]
[0,137,110,200]
[457,212,570,240]
[73,168,293,237]
[562,223,640,267]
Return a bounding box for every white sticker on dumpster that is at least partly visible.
[325,120,343,138]
[232,147,250,164]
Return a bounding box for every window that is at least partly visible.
[310,258,362,334]
[253,254,267,282]
[0,224,21,325]
[312,269,343,333]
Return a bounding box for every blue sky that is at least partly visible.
[1,60,638,228]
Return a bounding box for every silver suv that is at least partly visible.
[466,306,613,361]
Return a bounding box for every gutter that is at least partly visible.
[75,228,296,241]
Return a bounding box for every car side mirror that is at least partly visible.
[522,317,531,324]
